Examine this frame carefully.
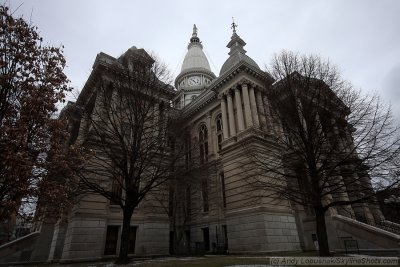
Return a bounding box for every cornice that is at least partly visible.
[181,89,217,119]
[210,60,274,93]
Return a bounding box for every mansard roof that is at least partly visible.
[77,48,176,108]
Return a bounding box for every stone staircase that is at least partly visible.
[0,231,40,264]
[332,215,400,255]
[375,220,400,236]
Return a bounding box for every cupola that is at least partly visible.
[219,21,260,76]
[174,25,216,109]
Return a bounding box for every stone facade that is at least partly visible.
[23,25,395,264]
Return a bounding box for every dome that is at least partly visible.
[181,43,212,72]
[219,31,260,76]
[219,52,259,76]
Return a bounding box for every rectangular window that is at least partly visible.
[128,226,137,254]
[220,172,226,208]
[185,139,191,170]
[200,146,204,164]
[104,226,119,255]
[217,134,222,151]
[169,186,174,216]
[186,186,191,217]
[202,178,209,212]
[110,180,122,205]
[202,227,210,251]
[222,225,228,251]
[204,141,208,162]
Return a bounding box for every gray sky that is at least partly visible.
[9,0,400,118]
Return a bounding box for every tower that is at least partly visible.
[174,25,216,108]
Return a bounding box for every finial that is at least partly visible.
[231,17,238,33]
[193,24,198,37]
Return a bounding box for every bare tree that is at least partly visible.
[246,51,400,256]
[155,127,218,254]
[74,50,177,264]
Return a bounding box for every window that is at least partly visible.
[185,186,191,217]
[128,226,137,254]
[184,137,192,170]
[220,172,226,208]
[202,178,209,212]
[104,226,119,255]
[222,225,228,251]
[199,124,208,164]
[202,227,210,251]
[215,114,223,151]
[110,180,122,205]
[168,186,174,216]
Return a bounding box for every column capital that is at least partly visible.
[238,79,257,89]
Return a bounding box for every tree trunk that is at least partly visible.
[315,207,331,256]
[116,208,134,264]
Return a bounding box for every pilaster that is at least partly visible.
[241,83,253,128]
[227,91,236,137]
[235,87,245,132]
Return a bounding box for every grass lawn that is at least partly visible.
[107,253,398,267]
[131,255,267,267]
[45,252,399,267]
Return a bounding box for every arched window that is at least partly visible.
[199,124,208,164]
[215,114,223,151]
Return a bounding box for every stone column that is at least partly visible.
[331,119,346,151]
[333,174,355,218]
[249,86,260,127]
[358,170,380,224]
[241,83,253,128]
[347,172,374,224]
[227,91,236,137]
[256,90,267,130]
[220,95,229,139]
[235,87,245,132]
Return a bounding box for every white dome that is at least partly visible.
[181,43,212,72]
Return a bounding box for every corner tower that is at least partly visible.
[174,25,216,109]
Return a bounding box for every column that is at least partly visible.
[256,90,267,130]
[220,96,229,140]
[358,170,379,224]
[333,173,355,218]
[235,88,245,132]
[227,91,236,137]
[249,86,260,127]
[241,83,253,128]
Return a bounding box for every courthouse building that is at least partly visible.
[1,25,399,264]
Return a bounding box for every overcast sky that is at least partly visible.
[9,0,400,118]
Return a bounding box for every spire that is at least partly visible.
[220,19,260,75]
[227,19,246,56]
[193,24,198,37]
[190,24,200,44]
[231,17,238,34]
